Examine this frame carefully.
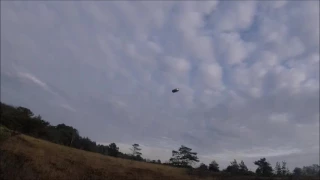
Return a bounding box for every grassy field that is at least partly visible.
[0,128,318,180]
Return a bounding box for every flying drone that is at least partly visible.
[172,88,179,93]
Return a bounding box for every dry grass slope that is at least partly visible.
[0,134,194,180]
[0,129,318,180]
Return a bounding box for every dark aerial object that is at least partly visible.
[172,88,179,93]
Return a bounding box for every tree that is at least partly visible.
[275,162,282,176]
[130,143,142,158]
[254,158,273,177]
[169,145,199,167]
[281,161,289,176]
[78,136,97,152]
[293,167,302,177]
[17,106,34,118]
[23,115,49,136]
[301,164,320,176]
[55,124,79,146]
[169,150,180,166]
[239,160,248,174]
[225,159,240,174]
[135,154,143,161]
[198,163,208,170]
[97,144,108,155]
[157,160,161,164]
[108,143,119,157]
[178,145,199,167]
[0,102,121,159]
[209,160,220,172]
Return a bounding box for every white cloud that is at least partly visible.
[17,72,49,91]
[163,56,191,75]
[218,32,256,65]
[198,62,224,91]
[204,146,302,160]
[60,103,76,112]
[207,1,257,32]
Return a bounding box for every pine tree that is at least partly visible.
[275,162,282,176]
[281,161,289,176]
[225,159,240,174]
[169,145,199,167]
[254,158,273,177]
[239,160,248,174]
[130,143,142,159]
[209,160,220,172]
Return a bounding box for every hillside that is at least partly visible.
[1,102,319,180]
[1,128,319,180]
[0,131,191,180]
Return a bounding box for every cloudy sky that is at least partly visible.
[1,1,319,171]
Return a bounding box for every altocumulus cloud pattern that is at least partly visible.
[1,1,319,170]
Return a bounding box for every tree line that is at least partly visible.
[1,102,319,178]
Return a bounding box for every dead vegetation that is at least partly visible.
[0,134,197,180]
[0,132,318,180]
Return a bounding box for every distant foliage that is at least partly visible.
[239,160,249,174]
[254,158,273,177]
[1,103,123,161]
[301,164,320,176]
[293,167,302,177]
[209,160,220,172]
[275,162,282,176]
[281,161,290,176]
[108,143,120,157]
[169,145,199,168]
[221,159,252,176]
[224,159,240,174]
[131,144,142,156]
[198,163,208,170]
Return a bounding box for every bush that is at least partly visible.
[0,126,11,143]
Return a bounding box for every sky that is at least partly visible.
[1,0,319,171]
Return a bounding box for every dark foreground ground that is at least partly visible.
[0,127,318,180]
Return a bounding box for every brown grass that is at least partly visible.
[0,134,207,180]
[0,133,318,180]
